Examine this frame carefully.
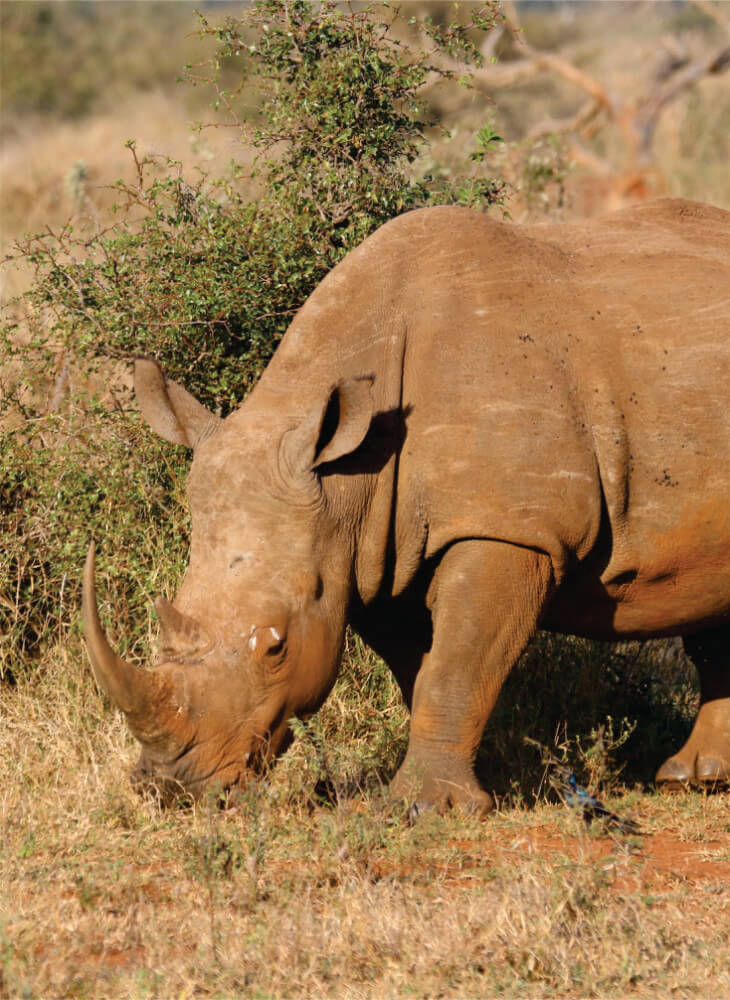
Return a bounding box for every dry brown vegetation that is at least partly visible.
[2,3,730,997]
[420,0,730,218]
[2,647,730,999]
[0,91,253,302]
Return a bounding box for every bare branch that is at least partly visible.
[633,43,730,162]
[526,99,603,143]
[655,34,690,82]
[502,1,616,114]
[564,140,612,178]
[479,24,504,62]
[44,352,70,415]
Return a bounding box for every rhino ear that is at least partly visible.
[134,359,221,448]
[282,375,376,475]
[312,375,376,468]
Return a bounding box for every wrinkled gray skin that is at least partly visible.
[84,199,730,813]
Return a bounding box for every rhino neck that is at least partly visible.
[254,246,417,606]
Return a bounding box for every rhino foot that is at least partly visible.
[656,752,730,789]
[407,791,493,824]
[655,753,694,789]
[656,697,730,790]
[695,755,730,785]
[391,754,494,818]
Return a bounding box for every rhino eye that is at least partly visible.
[265,627,286,658]
[248,625,287,660]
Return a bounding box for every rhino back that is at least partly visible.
[259,202,730,634]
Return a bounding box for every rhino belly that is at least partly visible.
[545,525,730,640]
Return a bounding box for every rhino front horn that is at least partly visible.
[82,541,167,723]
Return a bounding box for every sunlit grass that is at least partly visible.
[1,639,729,998]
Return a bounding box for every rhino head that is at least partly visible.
[83,360,376,803]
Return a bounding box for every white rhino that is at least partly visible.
[84,198,730,812]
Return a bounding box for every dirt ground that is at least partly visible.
[1,673,729,1000]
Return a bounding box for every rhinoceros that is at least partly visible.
[83,198,730,812]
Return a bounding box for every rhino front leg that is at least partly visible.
[656,627,730,788]
[390,539,554,815]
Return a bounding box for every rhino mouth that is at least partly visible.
[131,743,265,807]
[129,710,296,807]
[130,767,196,808]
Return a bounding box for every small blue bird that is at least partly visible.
[551,766,641,835]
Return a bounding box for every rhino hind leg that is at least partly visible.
[656,627,730,789]
[390,539,554,816]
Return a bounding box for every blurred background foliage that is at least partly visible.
[0,1,217,124]
[2,0,728,800]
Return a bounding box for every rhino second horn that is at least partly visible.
[155,596,209,654]
[82,540,165,720]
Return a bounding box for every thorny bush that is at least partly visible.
[1,1,504,677]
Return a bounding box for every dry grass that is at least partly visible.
[2,645,729,999]
[0,93,256,301]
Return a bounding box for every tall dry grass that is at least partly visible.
[1,93,256,301]
[2,646,729,998]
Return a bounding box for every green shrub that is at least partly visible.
[0,392,190,679]
[1,1,504,676]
